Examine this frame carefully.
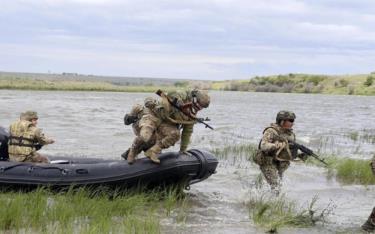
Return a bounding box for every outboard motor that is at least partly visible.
[0,126,9,161]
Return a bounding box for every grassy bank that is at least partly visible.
[0,77,177,93]
[0,186,187,233]
[320,157,375,185]
[212,73,375,95]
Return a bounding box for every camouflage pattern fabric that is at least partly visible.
[362,156,375,231]
[8,120,53,163]
[126,90,209,164]
[257,123,296,191]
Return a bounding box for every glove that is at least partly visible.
[298,153,308,162]
[124,114,138,125]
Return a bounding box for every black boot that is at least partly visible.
[121,149,129,160]
[362,207,375,232]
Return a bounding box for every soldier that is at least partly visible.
[0,126,9,161]
[121,98,157,163]
[124,89,210,164]
[253,111,307,194]
[361,156,375,231]
[8,111,55,163]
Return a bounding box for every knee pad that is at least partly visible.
[140,126,155,142]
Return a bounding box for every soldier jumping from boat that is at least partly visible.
[122,89,211,164]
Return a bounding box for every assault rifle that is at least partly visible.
[289,141,328,166]
[155,89,214,130]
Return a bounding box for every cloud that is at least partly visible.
[1,0,375,79]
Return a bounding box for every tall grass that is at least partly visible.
[247,193,331,232]
[0,186,187,233]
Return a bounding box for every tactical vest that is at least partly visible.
[8,120,37,157]
[253,125,295,164]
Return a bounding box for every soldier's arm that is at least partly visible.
[179,124,194,152]
[260,128,279,153]
[34,128,54,145]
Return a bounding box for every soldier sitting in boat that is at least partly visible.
[8,111,55,163]
[122,89,210,165]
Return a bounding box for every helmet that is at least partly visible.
[192,89,210,109]
[23,111,38,121]
[144,97,158,109]
[276,110,296,124]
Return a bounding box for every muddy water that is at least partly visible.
[1,90,374,233]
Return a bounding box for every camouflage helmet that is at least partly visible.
[144,97,158,109]
[23,111,38,121]
[191,89,210,108]
[276,110,296,124]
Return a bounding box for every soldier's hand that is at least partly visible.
[275,141,286,150]
[49,139,55,144]
[298,153,308,162]
[179,150,191,156]
[124,114,138,125]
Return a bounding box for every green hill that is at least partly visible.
[212,73,375,95]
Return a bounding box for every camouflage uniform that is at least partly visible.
[362,156,375,231]
[125,89,210,164]
[8,111,54,163]
[254,111,305,193]
[0,126,9,161]
[122,99,157,163]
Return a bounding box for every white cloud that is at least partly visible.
[1,0,375,79]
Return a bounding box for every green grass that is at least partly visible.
[0,77,178,93]
[304,155,375,185]
[212,73,375,95]
[0,186,188,233]
[247,194,331,232]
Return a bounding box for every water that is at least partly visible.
[1,90,375,233]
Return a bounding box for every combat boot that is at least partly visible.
[127,149,137,164]
[144,145,161,164]
[362,208,375,232]
[121,149,130,160]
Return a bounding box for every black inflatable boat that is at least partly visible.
[0,149,218,190]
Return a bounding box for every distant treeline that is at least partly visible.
[1,72,375,95]
[213,73,375,95]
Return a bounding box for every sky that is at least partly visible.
[0,0,375,80]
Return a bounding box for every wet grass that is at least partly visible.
[211,143,257,161]
[304,155,375,185]
[0,77,177,93]
[0,186,188,233]
[247,194,331,233]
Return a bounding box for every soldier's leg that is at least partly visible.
[362,207,375,232]
[144,123,180,164]
[125,115,159,164]
[259,158,280,193]
[277,161,290,180]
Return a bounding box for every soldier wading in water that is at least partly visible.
[254,111,307,194]
[122,89,210,164]
[362,156,375,232]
